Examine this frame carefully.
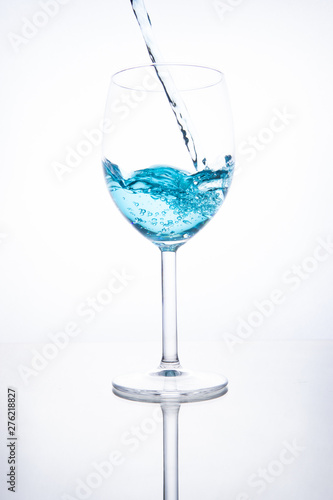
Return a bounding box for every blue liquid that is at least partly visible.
[103,157,234,248]
[131,0,199,168]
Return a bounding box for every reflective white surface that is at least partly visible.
[0,340,332,499]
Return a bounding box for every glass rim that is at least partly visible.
[111,63,225,92]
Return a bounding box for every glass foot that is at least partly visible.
[112,365,228,403]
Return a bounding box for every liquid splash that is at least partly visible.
[103,157,234,247]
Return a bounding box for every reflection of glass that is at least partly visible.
[103,64,234,402]
[162,404,180,500]
[113,388,226,499]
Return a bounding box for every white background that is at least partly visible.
[1,0,333,345]
[0,1,333,499]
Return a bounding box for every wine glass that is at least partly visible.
[102,63,234,402]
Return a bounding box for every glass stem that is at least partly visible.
[160,250,180,368]
[162,403,180,500]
